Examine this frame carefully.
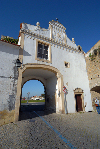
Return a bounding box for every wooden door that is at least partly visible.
[75,94,83,112]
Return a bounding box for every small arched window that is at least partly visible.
[78,45,82,51]
[64,62,70,68]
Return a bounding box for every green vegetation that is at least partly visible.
[89,53,91,57]
[79,111,84,114]
[21,99,45,103]
[91,55,95,61]
[41,94,45,98]
[89,52,95,61]
[89,49,100,61]
[1,37,18,44]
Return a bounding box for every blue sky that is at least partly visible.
[22,80,44,98]
[0,0,100,97]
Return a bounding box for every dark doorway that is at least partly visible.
[75,94,83,112]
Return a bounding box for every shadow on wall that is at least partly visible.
[24,24,29,30]
[0,45,31,56]
[8,95,15,111]
[7,66,18,111]
[0,43,19,55]
[46,75,57,111]
[64,93,68,114]
[23,49,32,56]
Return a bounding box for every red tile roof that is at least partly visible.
[0,39,20,47]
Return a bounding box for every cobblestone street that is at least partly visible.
[0,109,100,149]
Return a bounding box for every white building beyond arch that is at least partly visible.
[0,20,93,125]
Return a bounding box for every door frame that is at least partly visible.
[74,88,84,112]
[75,94,83,112]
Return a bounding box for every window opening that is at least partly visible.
[94,49,97,56]
[37,42,48,60]
[65,62,70,68]
[98,47,100,56]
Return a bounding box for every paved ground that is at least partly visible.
[0,104,100,149]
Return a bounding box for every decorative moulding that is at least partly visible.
[21,28,83,54]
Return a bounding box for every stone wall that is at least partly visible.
[0,41,19,126]
[85,56,100,80]
[85,54,100,110]
[85,40,100,57]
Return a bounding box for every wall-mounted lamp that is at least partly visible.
[15,58,22,68]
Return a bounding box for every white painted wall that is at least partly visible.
[0,41,19,111]
[21,22,93,113]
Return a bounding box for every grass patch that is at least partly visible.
[21,100,45,103]
[79,111,84,114]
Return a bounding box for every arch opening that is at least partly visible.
[19,79,46,120]
[91,86,100,93]
[15,64,64,122]
[90,86,100,110]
